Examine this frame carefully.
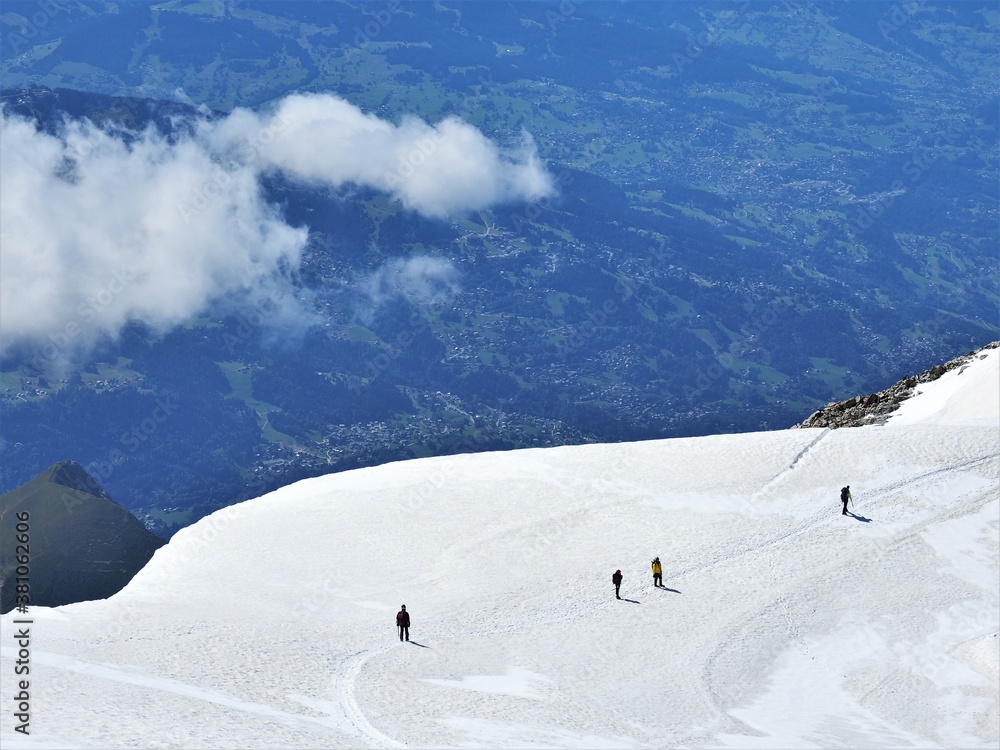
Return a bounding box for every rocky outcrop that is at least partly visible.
[794,341,999,429]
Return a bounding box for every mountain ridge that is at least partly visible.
[0,460,165,613]
[796,340,1000,429]
[46,459,114,500]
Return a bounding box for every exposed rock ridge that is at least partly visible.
[48,459,113,501]
[794,341,999,429]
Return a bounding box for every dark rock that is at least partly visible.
[793,342,999,429]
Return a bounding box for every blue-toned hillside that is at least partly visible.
[0,1,996,534]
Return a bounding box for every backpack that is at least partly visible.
[841,487,849,501]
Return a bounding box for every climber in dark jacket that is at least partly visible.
[396,605,410,641]
[612,569,623,599]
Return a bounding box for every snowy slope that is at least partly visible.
[1,350,997,749]
[888,345,1000,428]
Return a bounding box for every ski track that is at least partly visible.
[414,432,841,642]
[308,442,997,749]
[672,451,997,582]
[10,423,993,749]
[346,441,996,743]
[690,450,998,742]
[0,648,347,739]
[330,646,408,749]
[2,645,410,748]
[386,440,995,747]
[696,478,997,742]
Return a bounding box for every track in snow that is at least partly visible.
[331,646,407,749]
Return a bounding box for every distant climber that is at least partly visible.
[841,485,852,515]
[396,605,410,641]
[612,569,623,599]
[651,557,662,587]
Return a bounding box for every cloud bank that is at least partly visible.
[0,93,554,357]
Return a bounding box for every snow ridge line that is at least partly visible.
[332,646,406,749]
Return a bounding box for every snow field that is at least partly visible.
[1,348,997,748]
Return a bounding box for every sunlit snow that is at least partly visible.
[2,348,997,748]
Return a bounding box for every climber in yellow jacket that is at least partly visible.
[651,557,662,587]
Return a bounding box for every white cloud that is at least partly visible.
[0,94,554,357]
[351,255,461,328]
[0,111,308,360]
[203,93,555,219]
[361,256,461,305]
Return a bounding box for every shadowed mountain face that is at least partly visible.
[0,461,165,613]
[48,459,114,500]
